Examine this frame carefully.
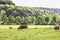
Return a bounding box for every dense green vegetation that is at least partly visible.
[0,0,15,5]
[0,0,59,25]
[0,28,60,40]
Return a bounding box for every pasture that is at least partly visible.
[0,25,60,40]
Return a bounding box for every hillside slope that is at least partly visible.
[34,7,60,15]
[0,0,59,25]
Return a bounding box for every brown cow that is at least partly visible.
[54,24,60,30]
[18,24,28,30]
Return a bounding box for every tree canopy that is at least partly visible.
[0,0,15,5]
[0,0,59,25]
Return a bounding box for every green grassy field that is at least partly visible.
[0,25,53,28]
[0,25,60,40]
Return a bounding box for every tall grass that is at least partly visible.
[0,28,60,40]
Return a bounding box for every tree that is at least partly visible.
[16,16,21,24]
[21,17,31,24]
[2,15,8,24]
[9,16,15,23]
[0,17,2,24]
[0,0,15,5]
[27,16,32,24]
[24,17,29,23]
[52,15,58,24]
[31,16,36,24]
[45,16,50,24]
[35,16,43,25]
[0,10,6,14]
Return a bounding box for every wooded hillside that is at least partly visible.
[0,0,59,25]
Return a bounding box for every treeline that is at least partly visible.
[0,0,59,25]
[0,15,59,25]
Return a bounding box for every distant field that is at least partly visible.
[0,25,54,28]
[0,25,60,40]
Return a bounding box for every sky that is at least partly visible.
[12,0,60,8]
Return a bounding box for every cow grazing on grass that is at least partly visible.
[54,24,60,30]
[18,24,28,30]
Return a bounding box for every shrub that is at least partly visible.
[9,27,13,29]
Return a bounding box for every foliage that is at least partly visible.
[0,0,59,25]
[9,16,15,23]
[35,16,43,25]
[16,16,21,24]
[45,16,50,24]
[9,27,13,29]
[52,15,58,23]
[0,0,15,5]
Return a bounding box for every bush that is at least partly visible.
[9,27,13,29]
